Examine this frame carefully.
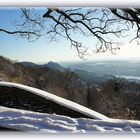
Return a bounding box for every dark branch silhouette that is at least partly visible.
[0,7,140,58]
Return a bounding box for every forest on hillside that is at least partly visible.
[0,56,140,120]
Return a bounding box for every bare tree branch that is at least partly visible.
[1,7,140,59]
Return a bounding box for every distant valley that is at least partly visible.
[17,59,140,85]
[61,60,140,84]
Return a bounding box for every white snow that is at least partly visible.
[0,81,109,120]
[0,81,140,133]
[0,106,140,133]
[115,75,140,81]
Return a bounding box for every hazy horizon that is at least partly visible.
[15,56,140,65]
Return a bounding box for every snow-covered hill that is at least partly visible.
[0,82,109,120]
[0,82,140,133]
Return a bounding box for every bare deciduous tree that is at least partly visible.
[0,7,140,59]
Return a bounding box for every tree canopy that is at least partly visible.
[0,7,140,59]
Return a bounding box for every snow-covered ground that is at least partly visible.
[0,82,140,133]
[0,106,140,133]
[115,75,140,82]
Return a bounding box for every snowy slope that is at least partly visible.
[0,82,140,133]
[0,81,109,120]
[0,106,140,133]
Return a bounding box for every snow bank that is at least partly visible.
[0,81,109,120]
[0,106,140,133]
[0,82,140,133]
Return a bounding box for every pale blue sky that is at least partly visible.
[0,8,82,63]
[0,8,140,63]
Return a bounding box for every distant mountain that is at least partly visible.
[18,61,66,72]
[44,61,66,72]
[17,61,38,67]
